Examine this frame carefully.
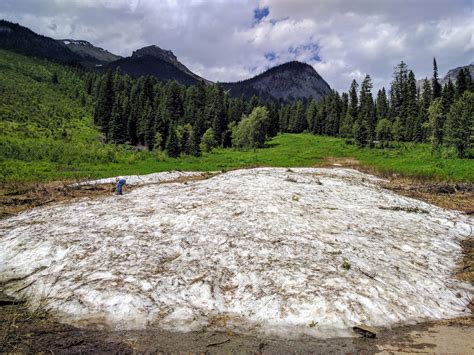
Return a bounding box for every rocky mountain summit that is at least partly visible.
[417,63,473,88]
[222,61,331,101]
[128,45,208,83]
[441,64,474,86]
[60,39,121,65]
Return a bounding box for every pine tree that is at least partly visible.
[305,99,317,133]
[190,126,201,157]
[441,80,455,115]
[404,70,419,141]
[432,58,442,99]
[348,79,359,124]
[356,75,375,146]
[428,98,445,150]
[390,61,408,121]
[165,123,181,157]
[455,68,468,98]
[127,82,140,145]
[279,104,290,132]
[416,78,432,142]
[177,124,193,155]
[144,105,156,150]
[288,100,306,132]
[445,91,473,158]
[109,94,128,144]
[375,87,389,119]
[266,102,279,138]
[93,70,115,138]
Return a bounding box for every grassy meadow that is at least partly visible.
[2,133,473,183]
[0,49,472,184]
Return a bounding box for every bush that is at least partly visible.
[200,128,218,153]
[231,106,270,150]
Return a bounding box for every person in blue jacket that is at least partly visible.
[115,176,126,195]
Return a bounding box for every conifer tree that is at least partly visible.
[441,80,455,114]
[165,123,181,157]
[428,98,444,150]
[279,104,290,132]
[288,100,306,132]
[445,91,473,158]
[390,61,408,120]
[348,79,359,126]
[93,70,114,138]
[109,94,128,144]
[356,75,375,146]
[455,68,467,98]
[404,70,419,141]
[305,99,317,133]
[375,87,389,119]
[416,79,432,142]
[432,58,442,99]
[190,126,201,157]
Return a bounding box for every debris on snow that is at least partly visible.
[353,324,377,338]
[0,168,472,338]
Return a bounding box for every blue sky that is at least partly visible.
[1,0,472,92]
[254,6,269,21]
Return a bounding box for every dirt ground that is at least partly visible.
[1,165,473,354]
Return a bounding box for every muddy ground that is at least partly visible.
[0,165,473,354]
[1,299,473,354]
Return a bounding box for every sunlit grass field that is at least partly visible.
[3,134,473,183]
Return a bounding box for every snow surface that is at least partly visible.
[0,168,472,338]
[76,170,205,186]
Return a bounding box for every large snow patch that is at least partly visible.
[0,168,472,338]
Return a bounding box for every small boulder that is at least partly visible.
[353,324,377,338]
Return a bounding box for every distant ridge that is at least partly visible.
[59,39,121,66]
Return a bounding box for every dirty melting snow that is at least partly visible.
[0,168,472,338]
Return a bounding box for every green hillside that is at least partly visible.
[0,49,135,183]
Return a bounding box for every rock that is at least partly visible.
[353,324,377,338]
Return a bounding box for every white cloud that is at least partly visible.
[0,0,472,91]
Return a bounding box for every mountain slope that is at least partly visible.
[0,20,82,64]
[417,63,474,88]
[59,39,121,66]
[441,64,474,86]
[108,45,208,85]
[221,61,331,101]
[0,49,123,182]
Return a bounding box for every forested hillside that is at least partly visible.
[0,50,134,182]
[91,58,473,159]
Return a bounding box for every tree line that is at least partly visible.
[89,58,473,158]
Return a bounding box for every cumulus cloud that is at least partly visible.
[0,0,472,91]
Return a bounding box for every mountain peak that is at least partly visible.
[59,38,121,65]
[132,45,177,62]
[222,61,331,102]
[126,45,208,84]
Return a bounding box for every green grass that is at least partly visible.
[2,134,473,183]
[0,49,472,184]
